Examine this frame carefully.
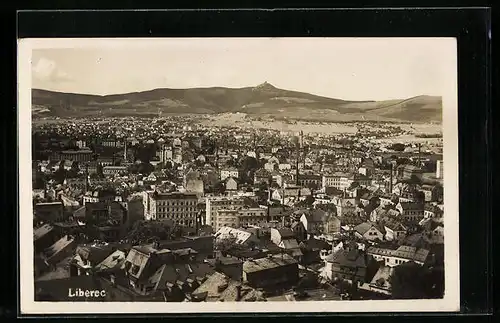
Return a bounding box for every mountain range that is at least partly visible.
[31,82,442,123]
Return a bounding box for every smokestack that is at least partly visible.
[295,144,300,186]
[195,211,199,233]
[417,143,421,167]
[300,131,305,169]
[389,163,393,194]
[84,163,89,193]
[236,285,242,301]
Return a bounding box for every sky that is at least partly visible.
[30,38,456,101]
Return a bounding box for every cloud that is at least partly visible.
[32,58,73,83]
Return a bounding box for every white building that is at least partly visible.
[144,191,199,226]
[205,196,245,229]
[436,160,443,179]
[366,245,430,267]
[103,166,128,176]
[214,207,268,231]
[322,172,352,190]
[220,168,239,181]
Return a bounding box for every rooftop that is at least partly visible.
[243,253,297,273]
[44,235,75,259]
[367,245,430,263]
[34,224,54,241]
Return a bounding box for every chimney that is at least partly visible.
[236,284,242,301]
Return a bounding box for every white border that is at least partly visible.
[18,38,459,314]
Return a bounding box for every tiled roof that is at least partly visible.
[366,245,429,263]
[281,238,299,250]
[34,224,54,241]
[149,262,215,291]
[243,253,297,273]
[44,235,75,259]
[353,222,377,235]
[192,272,262,302]
[325,248,366,268]
[95,250,126,272]
[399,202,425,210]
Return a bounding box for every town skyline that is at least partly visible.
[31,38,454,101]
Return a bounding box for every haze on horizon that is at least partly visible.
[30,38,455,101]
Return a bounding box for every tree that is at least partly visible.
[137,162,154,175]
[396,157,411,165]
[307,182,319,191]
[390,261,427,299]
[239,157,259,179]
[390,143,406,152]
[213,181,226,195]
[96,163,104,178]
[304,194,315,207]
[125,220,174,244]
[317,203,337,214]
[255,181,269,205]
[214,234,245,255]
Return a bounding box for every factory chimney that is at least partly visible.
[389,163,393,194]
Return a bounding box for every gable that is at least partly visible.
[367,226,382,235]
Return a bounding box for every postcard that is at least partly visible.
[18,37,459,314]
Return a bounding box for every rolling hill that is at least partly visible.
[31,82,442,123]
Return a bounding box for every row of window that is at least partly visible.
[405,211,424,215]
[157,207,197,212]
[158,213,196,218]
[155,200,197,206]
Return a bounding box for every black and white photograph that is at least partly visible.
[18,37,459,313]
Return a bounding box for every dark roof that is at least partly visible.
[424,204,443,213]
[325,248,366,268]
[148,262,215,291]
[399,202,425,210]
[363,203,377,215]
[303,238,330,251]
[421,219,443,232]
[383,219,407,232]
[95,250,127,272]
[402,165,423,172]
[76,245,115,265]
[152,192,198,200]
[34,224,54,241]
[243,253,297,273]
[276,228,294,238]
[353,222,379,235]
[367,245,429,263]
[305,209,327,223]
[44,235,75,259]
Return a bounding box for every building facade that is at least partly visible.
[147,192,199,226]
[214,207,268,231]
[205,196,246,229]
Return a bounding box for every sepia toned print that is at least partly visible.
[19,38,459,313]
